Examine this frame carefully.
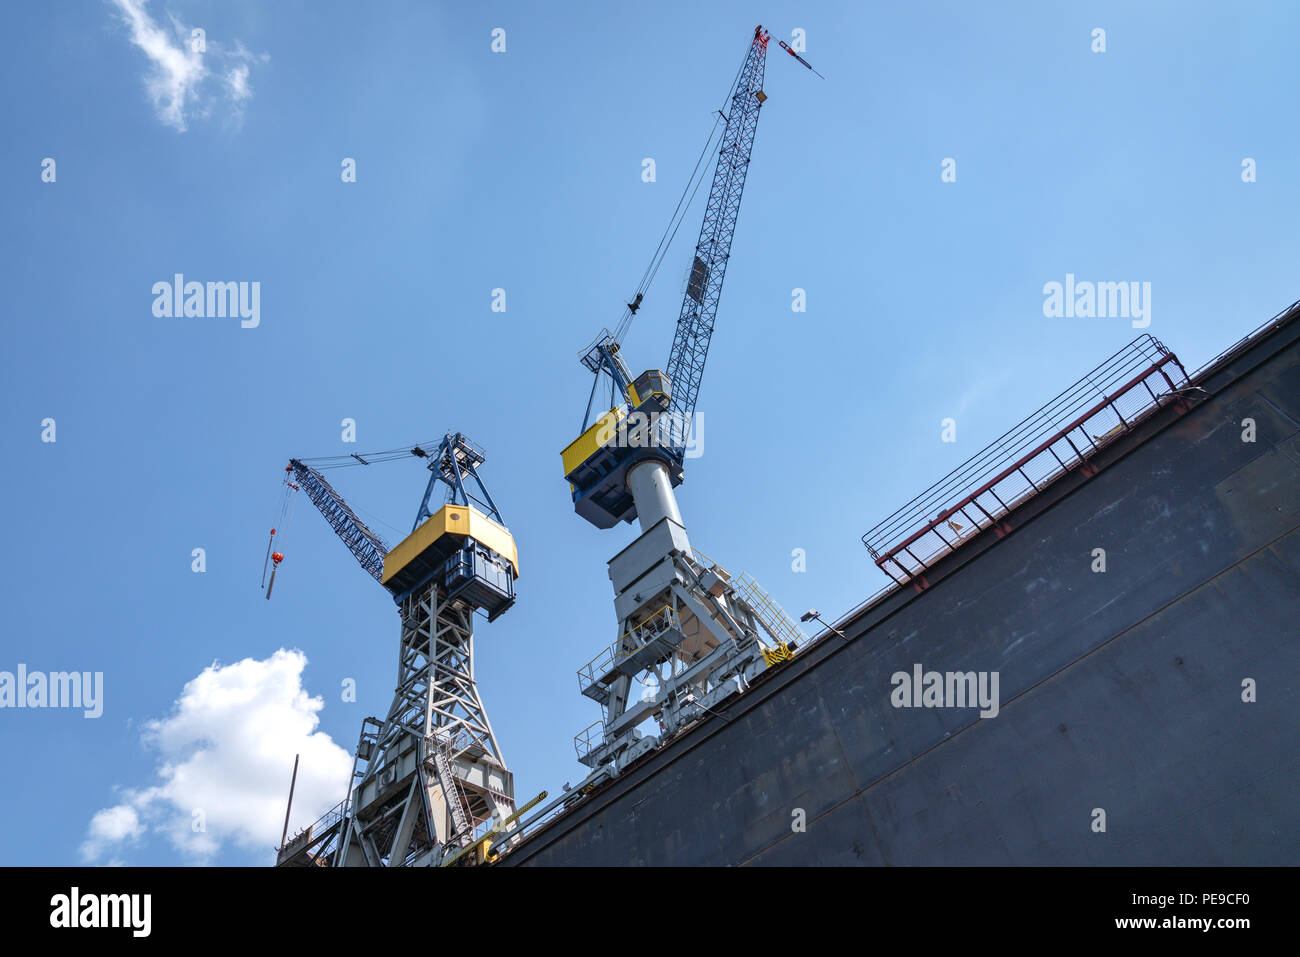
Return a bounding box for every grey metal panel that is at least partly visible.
[612,557,681,620]
[744,535,1300,866]
[608,517,692,595]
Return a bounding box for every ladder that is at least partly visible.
[687,548,803,653]
[427,734,474,846]
[732,572,805,653]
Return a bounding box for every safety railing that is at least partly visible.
[623,604,682,650]
[577,605,683,694]
[1190,298,1300,381]
[421,728,509,852]
[577,645,617,695]
[425,726,477,762]
[686,546,721,573]
[863,334,1189,584]
[574,720,605,761]
[277,796,347,856]
[794,306,1297,652]
[733,573,805,650]
[689,548,806,655]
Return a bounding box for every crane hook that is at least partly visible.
[265,552,285,600]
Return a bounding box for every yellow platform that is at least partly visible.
[382,504,519,596]
[562,406,626,481]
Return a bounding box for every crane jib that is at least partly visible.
[289,460,389,584]
[663,28,769,456]
[561,27,772,529]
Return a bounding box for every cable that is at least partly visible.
[297,438,442,469]
[642,141,717,299]
[610,120,723,345]
[609,42,751,347]
[352,503,406,538]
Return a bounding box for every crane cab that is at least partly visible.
[626,369,670,412]
[381,504,519,620]
[561,369,681,529]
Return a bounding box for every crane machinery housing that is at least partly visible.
[274,432,523,867]
[557,25,808,783]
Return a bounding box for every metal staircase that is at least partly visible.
[427,733,474,846]
[732,572,804,655]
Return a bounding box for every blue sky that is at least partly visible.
[1,0,1295,865]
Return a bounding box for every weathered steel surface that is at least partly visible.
[509,313,1300,866]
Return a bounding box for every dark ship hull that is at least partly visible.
[506,304,1300,866]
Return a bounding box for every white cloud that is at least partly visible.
[80,805,144,861]
[81,649,352,864]
[226,63,251,103]
[109,0,267,131]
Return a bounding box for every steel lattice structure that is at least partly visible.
[332,579,513,866]
[664,26,769,461]
[275,433,517,867]
[287,459,389,582]
[562,27,774,530]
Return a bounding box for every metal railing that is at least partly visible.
[863,334,1189,584]
[426,726,478,758]
[1189,299,1300,381]
[577,645,617,695]
[422,728,508,851]
[574,720,604,761]
[689,548,806,655]
[820,303,1297,643]
[277,796,347,856]
[623,603,681,650]
[577,605,683,693]
[732,572,805,650]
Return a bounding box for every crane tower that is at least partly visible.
[275,433,519,867]
[561,27,807,777]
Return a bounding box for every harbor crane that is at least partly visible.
[559,26,808,778]
[272,432,522,867]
